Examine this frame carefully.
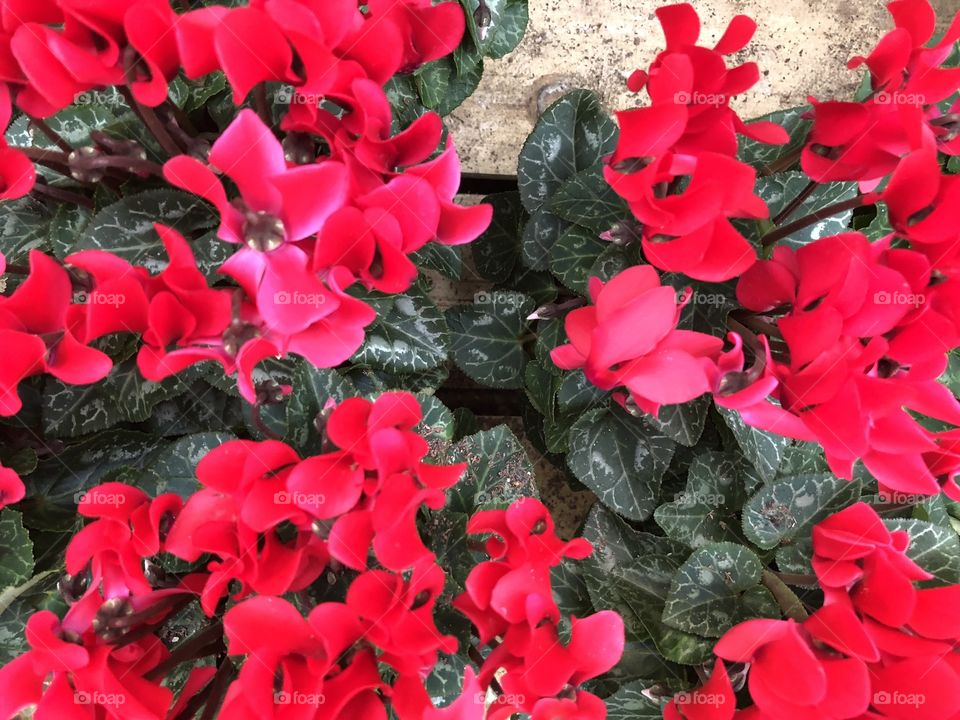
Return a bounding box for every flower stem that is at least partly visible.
[758,147,803,177]
[199,658,235,720]
[32,182,95,208]
[145,621,225,680]
[28,117,73,153]
[771,179,817,225]
[119,87,182,157]
[761,195,870,247]
[254,84,270,125]
[762,569,809,621]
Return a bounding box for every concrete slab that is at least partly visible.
[449,0,956,176]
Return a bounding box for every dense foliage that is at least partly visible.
[0,0,959,718]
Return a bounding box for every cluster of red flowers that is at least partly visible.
[802,0,960,189]
[0,0,465,193]
[664,502,960,719]
[0,393,623,719]
[451,499,624,719]
[726,232,960,497]
[0,0,491,406]
[569,0,960,499]
[603,3,788,281]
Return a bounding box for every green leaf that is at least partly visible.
[0,196,52,264]
[521,206,570,271]
[0,448,36,476]
[30,100,127,148]
[567,406,676,521]
[0,570,64,663]
[550,166,631,234]
[661,275,737,338]
[416,43,484,116]
[655,452,748,548]
[416,394,456,443]
[649,396,710,447]
[48,203,93,259]
[141,432,235,497]
[461,0,529,58]
[552,561,594,616]
[75,190,225,276]
[717,406,788,482]
[778,444,829,475]
[385,75,429,132]
[742,473,861,550]
[886,518,960,584]
[24,432,167,529]
[284,363,355,455]
[517,89,618,212]
[580,506,702,665]
[353,282,449,373]
[43,360,207,438]
[411,243,462,280]
[549,224,607,292]
[738,106,810,173]
[604,682,666,719]
[447,291,534,388]
[471,192,526,282]
[0,511,33,589]
[590,243,635,283]
[557,370,609,414]
[443,426,538,513]
[662,542,764,637]
[862,203,893,241]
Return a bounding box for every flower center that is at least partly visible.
[243,211,287,252]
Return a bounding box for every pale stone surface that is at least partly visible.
[449,0,957,175]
